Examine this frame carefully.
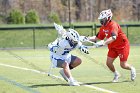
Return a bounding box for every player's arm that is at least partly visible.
[95,23,118,47]
[94,32,117,48]
[104,32,117,45]
[89,29,106,42]
[88,36,99,42]
[48,42,59,53]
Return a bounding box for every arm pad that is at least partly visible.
[111,32,117,40]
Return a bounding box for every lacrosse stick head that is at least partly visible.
[54,23,66,36]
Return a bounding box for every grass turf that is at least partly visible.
[0,46,139,93]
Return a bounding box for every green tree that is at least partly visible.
[48,12,61,23]
[7,9,25,24]
[25,10,40,24]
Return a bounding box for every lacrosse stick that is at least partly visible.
[47,61,53,76]
[54,23,67,40]
[85,45,96,48]
[85,40,105,48]
[79,36,96,48]
[47,23,67,76]
[79,36,105,49]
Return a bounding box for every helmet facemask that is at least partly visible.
[100,18,107,26]
[66,29,80,45]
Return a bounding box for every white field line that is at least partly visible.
[0,63,117,93]
[79,83,117,93]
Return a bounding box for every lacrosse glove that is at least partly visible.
[80,45,89,54]
[94,40,105,48]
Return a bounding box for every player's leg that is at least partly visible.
[120,61,131,70]
[62,62,80,86]
[57,59,71,82]
[69,55,82,69]
[106,56,116,72]
[58,59,80,86]
[119,45,136,81]
[107,49,120,82]
[120,61,136,81]
[61,62,72,80]
[67,55,81,86]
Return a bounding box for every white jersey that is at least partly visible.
[48,38,82,58]
[48,38,82,67]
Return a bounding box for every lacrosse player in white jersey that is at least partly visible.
[48,23,89,86]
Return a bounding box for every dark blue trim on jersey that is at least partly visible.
[67,39,77,48]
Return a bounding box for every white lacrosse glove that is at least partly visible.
[80,45,89,54]
[94,40,105,48]
[79,36,89,42]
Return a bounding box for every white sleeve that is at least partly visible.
[47,39,58,50]
[58,39,67,48]
[76,41,83,48]
[53,39,66,55]
[48,43,53,50]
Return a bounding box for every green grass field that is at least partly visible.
[0,46,140,93]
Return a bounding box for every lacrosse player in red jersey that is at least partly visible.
[88,9,136,82]
[48,23,89,86]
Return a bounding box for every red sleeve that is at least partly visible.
[109,23,119,37]
[96,27,106,40]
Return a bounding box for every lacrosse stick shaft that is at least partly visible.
[48,62,53,76]
[84,40,96,48]
[86,40,96,45]
[86,45,96,49]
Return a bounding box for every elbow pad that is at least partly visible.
[111,32,117,40]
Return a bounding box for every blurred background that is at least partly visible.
[0,0,139,49]
[0,0,140,24]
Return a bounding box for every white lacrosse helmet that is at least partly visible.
[98,9,113,20]
[66,29,80,42]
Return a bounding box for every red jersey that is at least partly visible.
[97,20,129,49]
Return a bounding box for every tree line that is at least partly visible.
[0,0,139,24]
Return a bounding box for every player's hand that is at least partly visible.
[94,40,105,48]
[80,45,89,54]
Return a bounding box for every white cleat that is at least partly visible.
[59,69,69,82]
[131,67,136,81]
[112,72,120,82]
[69,81,80,86]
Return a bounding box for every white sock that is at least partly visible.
[69,77,74,82]
[130,66,134,70]
[114,71,119,76]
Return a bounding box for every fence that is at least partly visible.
[0,24,140,49]
[72,24,140,38]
